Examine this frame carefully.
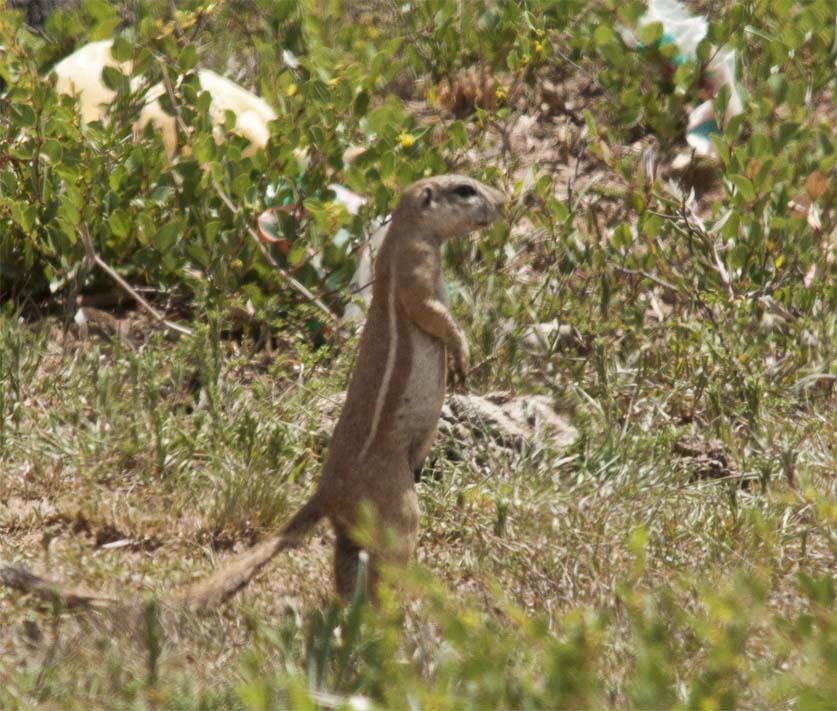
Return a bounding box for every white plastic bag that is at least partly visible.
[632,0,744,156]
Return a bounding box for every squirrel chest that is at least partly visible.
[325,254,447,480]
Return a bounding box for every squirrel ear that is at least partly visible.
[420,186,434,209]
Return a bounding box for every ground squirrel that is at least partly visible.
[182,174,505,608]
[0,174,506,610]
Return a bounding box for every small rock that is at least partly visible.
[443,393,578,452]
[673,435,738,483]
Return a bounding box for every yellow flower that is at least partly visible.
[286,83,298,97]
[534,41,544,55]
[398,133,415,148]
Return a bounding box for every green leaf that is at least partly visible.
[10,200,37,232]
[730,175,755,202]
[753,158,775,194]
[40,139,63,163]
[84,0,119,36]
[593,24,615,47]
[767,74,788,104]
[153,219,183,252]
[232,173,251,200]
[447,121,467,148]
[185,243,210,269]
[366,101,406,136]
[10,103,36,127]
[534,173,553,198]
[111,36,133,62]
[642,214,663,239]
[101,65,127,92]
[612,223,633,248]
[695,37,711,63]
[506,48,520,71]
[353,90,369,117]
[549,197,569,222]
[204,220,221,242]
[637,22,664,49]
[728,244,748,270]
[777,122,800,148]
[288,242,307,267]
[180,44,199,71]
[797,572,835,607]
[109,209,131,239]
[747,133,771,158]
[59,185,83,226]
[772,0,793,18]
[192,134,216,164]
[150,185,174,205]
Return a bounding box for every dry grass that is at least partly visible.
[1,264,835,708]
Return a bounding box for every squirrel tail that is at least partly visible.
[0,499,325,614]
[176,496,325,612]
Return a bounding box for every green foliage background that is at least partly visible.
[0,0,835,709]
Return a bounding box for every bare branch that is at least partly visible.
[79,224,193,337]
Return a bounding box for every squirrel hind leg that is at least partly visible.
[334,529,372,602]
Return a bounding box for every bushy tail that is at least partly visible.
[0,496,324,614]
[174,496,324,612]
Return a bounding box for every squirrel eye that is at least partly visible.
[453,184,477,198]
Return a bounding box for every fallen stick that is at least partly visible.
[79,223,193,337]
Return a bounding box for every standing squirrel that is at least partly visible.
[0,174,506,610]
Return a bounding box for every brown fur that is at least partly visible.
[0,174,505,611]
[182,174,504,609]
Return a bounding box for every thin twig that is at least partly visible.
[156,55,191,142]
[167,0,183,38]
[678,192,735,300]
[469,352,500,375]
[615,266,679,294]
[79,225,193,337]
[96,256,193,336]
[35,597,62,693]
[567,139,587,212]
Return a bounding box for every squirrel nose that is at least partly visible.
[487,185,507,211]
